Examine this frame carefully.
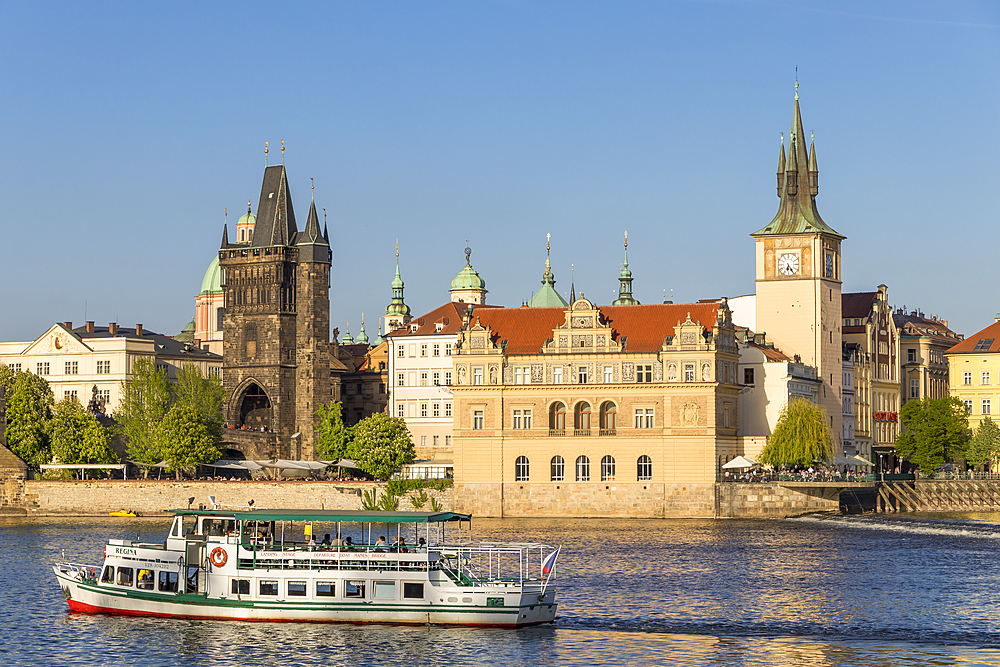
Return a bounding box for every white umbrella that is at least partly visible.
[849,455,873,466]
[722,455,758,469]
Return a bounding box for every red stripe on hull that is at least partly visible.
[64,599,552,628]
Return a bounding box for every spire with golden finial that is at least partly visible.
[247,196,252,214]
[281,140,285,165]
[264,141,268,167]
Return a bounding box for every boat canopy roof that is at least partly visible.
[167,509,471,524]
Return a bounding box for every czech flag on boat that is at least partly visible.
[541,548,560,575]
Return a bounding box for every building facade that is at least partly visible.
[946,319,1000,431]
[450,299,742,517]
[218,164,333,461]
[894,309,962,408]
[0,322,221,414]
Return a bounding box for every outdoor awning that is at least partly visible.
[227,509,471,523]
[41,464,127,471]
[849,455,873,466]
[128,460,169,468]
[206,460,263,471]
[722,455,757,469]
[321,459,361,470]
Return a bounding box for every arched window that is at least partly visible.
[238,383,271,430]
[601,455,616,481]
[515,456,529,482]
[549,402,566,433]
[574,402,591,433]
[575,455,590,482]
[216,307,225,332]
[637,455,652,481]
[600,401,617,434]
[550,456,565,482]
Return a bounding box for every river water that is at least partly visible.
[5,513,1000,666]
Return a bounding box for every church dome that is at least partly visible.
[200,256,223,295]
[238,211,256,227]
[450,264,487,292]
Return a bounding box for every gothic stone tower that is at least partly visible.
[753,88,845,443]
[219,164,332,460]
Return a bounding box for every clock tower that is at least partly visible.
[753,85,845,441]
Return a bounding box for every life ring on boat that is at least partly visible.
[210,547,228,567]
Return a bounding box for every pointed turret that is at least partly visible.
[342,322,354,345]
[374,325,384,346]
[220,223,230,249]
[776,137,786,197]
[612,231,640,305]
[356,314,370,345]
[384,244,412,333]
[807,133,819,195]
[569,267,576,303]
[303,199,322,243]
[296,184,330,262]
[527,233,568,307]
[251,165,298,247]
[752,83,843,239]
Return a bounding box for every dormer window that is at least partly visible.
[435,323,443,332]
[410,324,419,332]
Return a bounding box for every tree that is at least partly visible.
[0,363,14,392]
[155,404,221,480]
[758,398,835,467]
[349,413,415,480]
[50,398,117,471]
[5,371,55,470]
[315,402,353,462]
[173,364,226,444]
[895,396,970,475]
[966,416,999,470]
[116,357,172,468]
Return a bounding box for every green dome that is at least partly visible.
[200,256,222,295]
[238,211,256,227]
[450,263,487,291]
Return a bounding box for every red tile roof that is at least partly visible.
[842,292,878,319]
[473,303,721,355]
[947,320,1000,354]
[385,303,503,338]
[893,312,962,343]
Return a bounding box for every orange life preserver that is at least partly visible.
[210,547,228,567]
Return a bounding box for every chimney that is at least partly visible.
[193,337,201,347]
[941,320,948,328]
[63,321,72,329]
[86,321,95,333]
[136,323,144,336]
[109,322,118,335]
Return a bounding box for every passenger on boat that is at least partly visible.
[321,533,331,546]
[374,536,387,552]
[398,537,408,553]
[344,536,355,551]
[418,537,426,550]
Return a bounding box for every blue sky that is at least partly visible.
[1,1,997,342]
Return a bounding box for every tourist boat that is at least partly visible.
[108,510,137,518]
[53,508,559,627]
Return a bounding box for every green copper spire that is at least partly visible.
[752,83,844,239]
[385,242,411,318]
[374,324,384,346]
[341,322,354,345]
[356,314,369,345]
[527,233,569,307]
[612,231,639,305]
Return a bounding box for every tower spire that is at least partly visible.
[612,230,639,305]
[264,141,268,168]
[527,232,567,307]
[385,241,411,332]
[570,265,576,303]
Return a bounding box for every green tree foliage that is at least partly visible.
[757,398,835,467]
[155,404,221,479]
[315,402,353,462]
[50,398,116,467]
[895,396,970,474]
[0,363,14,392]
[115,357,172,466]
[172,364,226,443]
[967,417,1000,469]
[350,413,415,480]
[5,371,55,470]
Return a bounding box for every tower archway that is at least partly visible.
[237,382,272,431]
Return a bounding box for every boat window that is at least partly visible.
[344,580,366,598]
[116,567,134,587]
[203,519,232,537]
[231,579,250,595]
[316,582,336,597]
[186,567,199,593]
[101,566,114,583]
[288,581,307,597]
[259,580,279,596]
[373,581,395,600]
[403,582,424,600]
[159,571,179,592]
[182,516,198,536]
[136,569,154,590]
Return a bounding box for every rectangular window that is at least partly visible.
[634,408,654,429]
[11,363,21,372]
[984,399,992,415]
[907,349,916,363]
[965,371,973,385]
[433,344,440,357]
[98,389,110,405]
[96,360,110,374]
[683,364,694,382]
[964,400,973,414]
[636,364,653,383]
[259,580,278,596]
[433,403,440,418]
[65,361,78,375]
[420,344,427,357]
[397,373,405,387]
[744,368,755,386]
[473,410,484,430]
[316,581,336,597]
[513,410,522,429]
[117,567,134,587]
[473,369,483,385]
[398,345,405,358]
[230,578,250,595]
[36,362,50,375]
[910,379,919,399]
[974,339,995,351]
[444,371,452,386]
[445,435,451,447]
[604,366,613,383]
[374,581,396,599]
[136,569,154,590]
[433,372,440,386]
[345,580,366,598]
[515,368,524,385]
[523,409,532,429]
[159,571,179,592]
[433,435,439,446]
[420,403,428,418]
[553,367,563,384]
[397,403,405,418]
[578,367,588,384]
[445,343,452,356]
[63,390,78,401]
[984,371,991,385]
[403,582,424,599]
[420,435,427,448]
[445,403,452,417]
[287,581,307,597]
[420,372,428,387]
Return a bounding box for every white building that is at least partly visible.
[0,322,221,414]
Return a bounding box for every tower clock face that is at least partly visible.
[777,253,800,276]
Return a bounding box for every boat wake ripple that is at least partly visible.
[789,513,1000,540]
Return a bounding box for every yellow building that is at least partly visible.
[946,319,1000,430]
[451,298,741,517]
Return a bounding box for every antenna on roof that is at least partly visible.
[264,141,268,167]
